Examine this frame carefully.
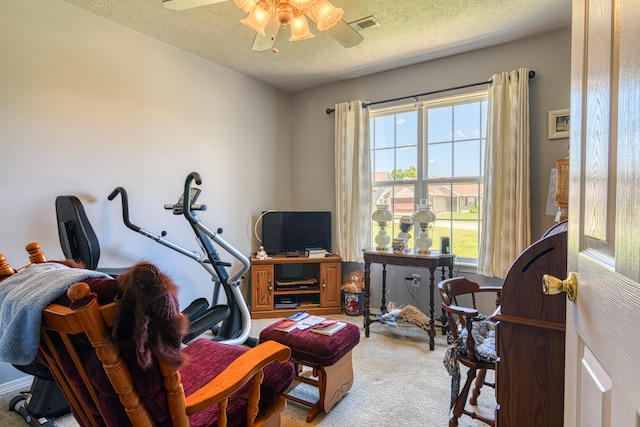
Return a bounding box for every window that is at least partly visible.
[370,90,488,265]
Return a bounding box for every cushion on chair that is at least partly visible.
[442,315,497,410]
[80,339,295,427]
[454,315,497,364]
[42,267,295,427]
[183,339,295,427]
[84,343,172,427]
[259,321,360,366]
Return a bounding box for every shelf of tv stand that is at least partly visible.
[275,277,317,288]
[250,254,342,319]
[275,288,319,295]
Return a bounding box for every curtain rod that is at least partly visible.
[325,70,536,114]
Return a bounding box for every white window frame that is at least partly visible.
[370,89,488,267]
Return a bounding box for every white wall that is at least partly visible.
[0,0,291,383]
[289,28,572,312]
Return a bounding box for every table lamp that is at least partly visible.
[412,199,436,253]
[371,204,393,250]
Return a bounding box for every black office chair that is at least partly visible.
[55,195,129,276]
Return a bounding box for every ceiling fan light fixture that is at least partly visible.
[235,0,358,49]
[309,0,343,31]
[240,1,271,36]
[289,12,314,41]
[276,2,294,26]
[234,0,257,13]
[289,0,317,10]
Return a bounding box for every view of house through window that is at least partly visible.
[370,90,488,265]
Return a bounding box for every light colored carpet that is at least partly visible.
[0,314,494,427]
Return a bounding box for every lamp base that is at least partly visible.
[374,228,391,251]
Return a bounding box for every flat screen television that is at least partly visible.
[261,211,331,255]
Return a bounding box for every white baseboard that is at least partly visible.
[0,376,33,395]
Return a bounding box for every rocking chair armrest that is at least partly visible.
[184,340,291,415]
[476,286,502,293]
[444,303,479,318]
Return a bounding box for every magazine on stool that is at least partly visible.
[310,320,347,336]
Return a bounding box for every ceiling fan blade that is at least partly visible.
[162,0,228,11]
[252,17,281,52]
[326,19,364,48]
[252,33,276,52]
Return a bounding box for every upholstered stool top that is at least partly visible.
[259,321,360,366]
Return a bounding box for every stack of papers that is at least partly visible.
[273,319,301,332]
[310,320,347,336]
[273,313,343,333]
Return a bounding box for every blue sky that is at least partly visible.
[371,101,487,180]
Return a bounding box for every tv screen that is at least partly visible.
[261,211,331,254]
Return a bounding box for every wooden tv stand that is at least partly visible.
[250,254,342,319]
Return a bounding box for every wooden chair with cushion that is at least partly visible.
[439,277,501,427]
[0,242,295,427]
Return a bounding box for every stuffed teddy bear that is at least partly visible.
[341,269,365,293]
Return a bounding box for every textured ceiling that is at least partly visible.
[61,0,572,92]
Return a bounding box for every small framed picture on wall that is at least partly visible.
[548,109,570,139]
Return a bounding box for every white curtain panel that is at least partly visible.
[478,68,531,278]
[334,100,371,263]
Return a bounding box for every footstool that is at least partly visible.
[259,320,360,422]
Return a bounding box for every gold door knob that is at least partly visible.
[542,272,577,302]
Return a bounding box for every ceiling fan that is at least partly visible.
[162,0,364,52]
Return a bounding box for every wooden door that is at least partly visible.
[319,261,341,308]
[563,0,640,424]
[250,264,274,312]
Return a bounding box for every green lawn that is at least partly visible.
[431,225,479,258]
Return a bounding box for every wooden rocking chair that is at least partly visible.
[0,242,294,427]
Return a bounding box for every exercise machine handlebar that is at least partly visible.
[107,187,139,233]
[107,172,253,346]
[108,186,201,261]
[184,172,200,225]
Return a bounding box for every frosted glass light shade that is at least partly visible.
[235,0,343,44]
[412,200,436,224]
[241,2,271,36]
[372,204,393,224]
[235,0,257,13]
[289,0,317,10]
[289,13,314,41]
[308,0,343,30]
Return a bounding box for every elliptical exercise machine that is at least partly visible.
[108,172,254,346]
[8,173,253,427]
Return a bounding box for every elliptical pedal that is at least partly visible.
[181,297,210,321]
[10,394,57,426]
[9,376,69,426]
[182,305,231,343]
